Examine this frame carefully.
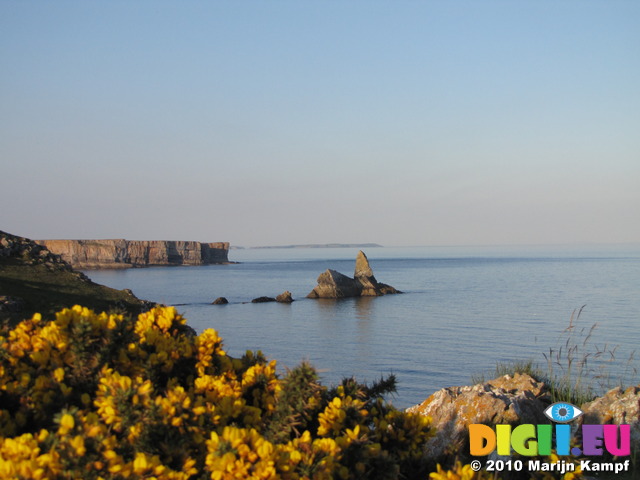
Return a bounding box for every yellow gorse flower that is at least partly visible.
[58,413,75,435]
[430,462,477,480]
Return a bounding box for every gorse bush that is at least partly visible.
[0,306,437,479]
[0,306,587,479]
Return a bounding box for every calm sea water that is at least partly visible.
[85,244,640,409]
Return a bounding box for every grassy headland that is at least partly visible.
[0,230,152,325]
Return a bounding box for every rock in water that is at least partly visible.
[307,251,401,299]
[251,296,276,303]
[376,283,401,295]
[212,297,229,305]
[275,291,294,303]
[306,269,360,299]
[354,250,380,296]
[354,250,375,278]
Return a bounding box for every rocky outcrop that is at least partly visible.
[408,374,640,466]
[212,297,229,305]
[1,231,154,321]
[406,374,550,462]
[581,385,640,447]
[2,232,78,271]
[307,251,400,299]
[35,239,230,269]
[275,291,294,303]
[307,269,361,299]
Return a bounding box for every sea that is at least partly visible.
[84,244,640,410]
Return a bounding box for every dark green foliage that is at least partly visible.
[264,361,325,443]
[0,231,153,326]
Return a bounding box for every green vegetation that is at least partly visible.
[473,306,638,405]
[0,259,149,326]
[542,306,638,403]
[0,306,434,479]
[2,305,589,479]
[0,232,629,478]
[0,230,151,326]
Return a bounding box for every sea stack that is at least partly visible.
[306,251,401,299]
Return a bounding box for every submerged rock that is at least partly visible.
[251,296,276,303]
[307,251,401,299]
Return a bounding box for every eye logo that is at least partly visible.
[544,402,583,423]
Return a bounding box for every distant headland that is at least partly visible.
[234,243,383,250]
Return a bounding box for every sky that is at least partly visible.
[1,1,639,247]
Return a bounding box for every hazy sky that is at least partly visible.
[1,1,638,247]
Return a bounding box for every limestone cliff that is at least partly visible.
[35,239,230,269]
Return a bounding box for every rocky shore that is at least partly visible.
[407,373,640,467]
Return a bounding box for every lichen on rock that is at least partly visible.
[580,385,640,447]
[406,374,551,463]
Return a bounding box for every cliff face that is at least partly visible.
[35,239,230,269]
